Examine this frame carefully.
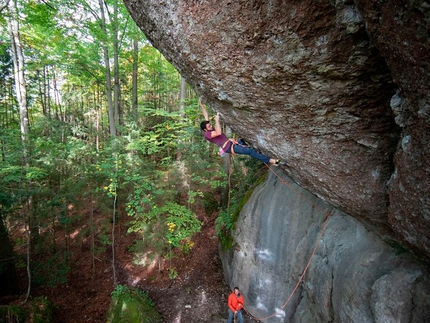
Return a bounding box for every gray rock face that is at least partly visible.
[123,0,430,258]
[354,0,430,262]
[219,169,430,323]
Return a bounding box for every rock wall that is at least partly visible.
[219,168,430,323]
[123,0,430,258]
[354,0,430,262]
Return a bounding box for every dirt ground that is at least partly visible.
[5,199,258,323]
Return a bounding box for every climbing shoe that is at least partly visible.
[238,138,248,146]
[273,159,287,166]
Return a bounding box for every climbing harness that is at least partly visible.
[241,163,332,322]
[220,139,234,157]
[221,139,237,155]
[221,138,249,156]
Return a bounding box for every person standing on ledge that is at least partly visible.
[199,98,282,165]
[227,286,245,323]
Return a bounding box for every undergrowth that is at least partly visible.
[216,159,267,250]
[107,284,162,323]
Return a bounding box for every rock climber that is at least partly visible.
[199,98,282,165]
[227,286,245,323]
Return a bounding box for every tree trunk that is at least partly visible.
[132,38,138,122]
[38,69,47,116]
[113,0,120,130]
[98,0,116,137]
[220,126,232,208]
[8,0,29,147]
[179,77,186,115]
[52,67,63,122]
[8,0,33,301]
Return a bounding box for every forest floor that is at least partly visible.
[5,193,258,323]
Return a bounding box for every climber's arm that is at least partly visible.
[212,113,222,137]
[199,97,209,121]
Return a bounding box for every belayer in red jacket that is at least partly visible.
[227,287,244,323]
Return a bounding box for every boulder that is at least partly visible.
[219,169,430,322]
[123,0,430,257]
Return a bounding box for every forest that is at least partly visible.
[0,0,263,321]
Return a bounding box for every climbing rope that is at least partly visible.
[241,163,332,322]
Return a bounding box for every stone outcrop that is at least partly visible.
[123,0,430,258]
[219,169,430,323]
[354,0,430,262]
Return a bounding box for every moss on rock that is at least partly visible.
[217,172,267,250]
[106,285,162,323]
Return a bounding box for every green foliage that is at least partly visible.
[0,42,13,80]
[100,232,112,246]
[0,166,22,184]
[186,190,203,205]
[0,129,21,163]
[0,296,53,323]
[31,296,53,323]
[33,251,71,287]
[187,156,227,190]
[0,304,24,323]
[215,208,236,250]
[128,202,202,260]
[169,267,178,280]
[125,108,184,163]
[0,165,47,184]
[216,171,267,250]
[180,238,194,256]
[107,285,161,323]
[0,0,263,311]
[164,202,202,248]
[168,267,178,280]
[203,191,219,215]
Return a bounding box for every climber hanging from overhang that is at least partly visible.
[199,98,286,165]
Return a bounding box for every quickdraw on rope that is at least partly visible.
[241,163,332,322]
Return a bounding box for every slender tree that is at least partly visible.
[179,77,186,114]
[7,0,32,302]
[0,0,10,13]
[97,0,116,137]
[112,0,120,129]
[132,37,138,122]
[8,0,28,147]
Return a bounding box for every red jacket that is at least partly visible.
[228,291,244,312]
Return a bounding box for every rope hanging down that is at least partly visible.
[242,164,332,322]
